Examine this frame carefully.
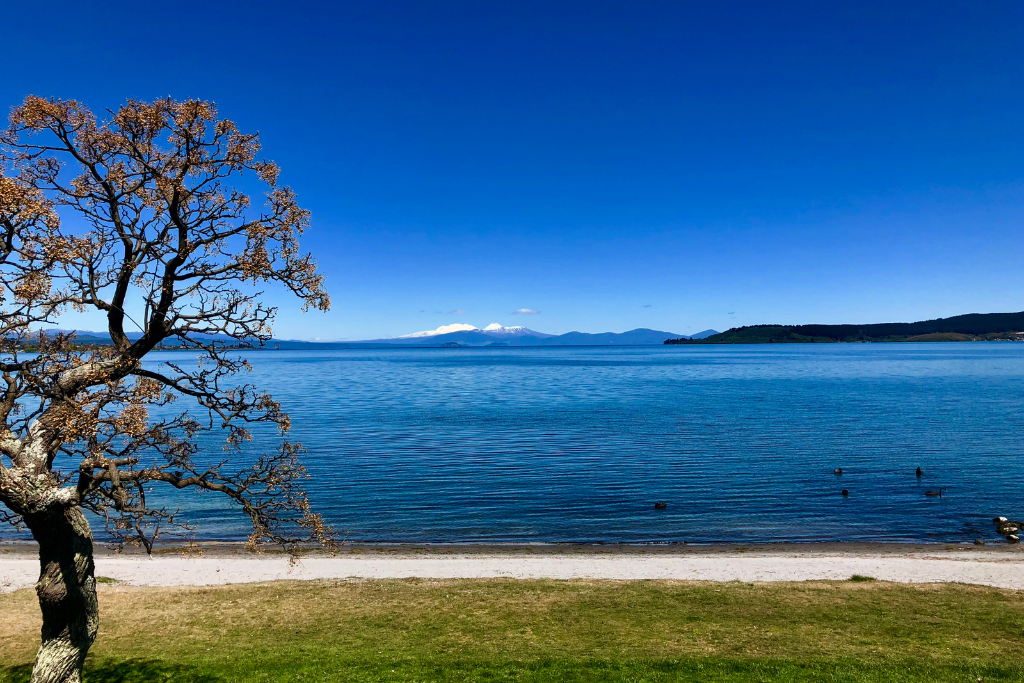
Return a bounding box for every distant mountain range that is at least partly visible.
[33,324,720,348]
[35,311,1024,348]
[666,311,1024,344]
[31,330,244,346]
[359,323,719,346]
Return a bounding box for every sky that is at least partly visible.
[2,1,1024,340]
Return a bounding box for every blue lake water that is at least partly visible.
[152,342,1024,545]
[10,343,1024,545]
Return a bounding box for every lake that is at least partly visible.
[6,343,1023,546]
[148,342,1024,545]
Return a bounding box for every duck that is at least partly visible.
[841,489,849,497]
[924,488,947,497]
[654,501,667,510]
[833,468,843,475]
[916,467,923,477]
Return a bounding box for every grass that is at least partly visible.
[3,578,1024,681]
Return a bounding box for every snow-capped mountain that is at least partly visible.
[397,323,480,338]
[481,323,552,337]
[396,323,552,339]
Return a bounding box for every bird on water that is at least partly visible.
[834,468,842,475]
[916,467,923,477]
[924,488,947,497]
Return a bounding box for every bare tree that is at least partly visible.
[0,96,332,683]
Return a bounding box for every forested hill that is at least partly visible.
[665,311,1024,344]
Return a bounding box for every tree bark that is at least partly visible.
[24,506,99,683]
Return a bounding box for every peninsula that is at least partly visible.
[665,311,1024,344]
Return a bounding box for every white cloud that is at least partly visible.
[511,308,540,315]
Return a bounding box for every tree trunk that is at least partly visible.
[24,506,99,683]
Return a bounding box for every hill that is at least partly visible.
[665,312,1024,344]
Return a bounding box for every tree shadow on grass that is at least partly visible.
[1,660,223,683]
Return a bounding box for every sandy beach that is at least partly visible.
[4,542,1024,592]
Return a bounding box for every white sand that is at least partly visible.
[4,547,1024,592]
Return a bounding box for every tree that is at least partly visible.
[0,96,332,683]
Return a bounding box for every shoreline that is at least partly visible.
[5,541,1024,592]
[6,539,1024,557]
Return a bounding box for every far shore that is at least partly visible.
[4,541,1024,592]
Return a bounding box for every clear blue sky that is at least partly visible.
[4,1,1023,340]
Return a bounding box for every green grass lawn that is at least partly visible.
[3,578,1024,681]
